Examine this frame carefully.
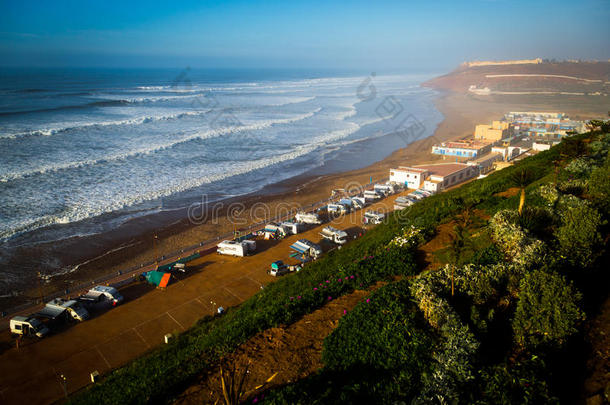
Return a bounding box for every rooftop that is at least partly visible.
[396,166,429,172]
[414,163,470,177]
[436,139,493,150]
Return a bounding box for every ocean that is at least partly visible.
[0,68,442,291]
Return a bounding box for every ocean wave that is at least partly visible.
[0,140,324,242]
[0,109,212,140]
[0,108,322,182]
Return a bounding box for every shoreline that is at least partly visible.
[3,88,607,310]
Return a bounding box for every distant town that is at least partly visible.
[389,111,587,204]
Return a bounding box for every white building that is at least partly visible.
[389,167,429,189]
[390,163,479,192]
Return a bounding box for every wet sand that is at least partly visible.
[3,90,607,311]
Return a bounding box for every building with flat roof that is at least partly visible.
[390,163,479,193]
[475,121,512,141]
[431,139,494,158]
[389,167,429,189]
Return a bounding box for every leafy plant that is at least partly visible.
[513,270,585,349]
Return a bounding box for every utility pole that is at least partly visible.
[153,235,159,267]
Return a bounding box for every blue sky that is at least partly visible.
[0,0,608,70]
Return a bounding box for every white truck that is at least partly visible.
[79,285,124,307]
[320,226,348,245]
[363,190,382,202]
[280,221,304,235]
[295,211,322,225]
[363,210,386,225]
[290,239,323,259]
[10,316,50,338]
[217,240,257,257]
[42,298,90,322]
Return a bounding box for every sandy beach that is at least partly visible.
[2,89,607,312]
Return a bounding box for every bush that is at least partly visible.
[513,270,585,349]
[556,205,604,268]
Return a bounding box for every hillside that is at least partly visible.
[68,126,610,404]
[424,61,610,97]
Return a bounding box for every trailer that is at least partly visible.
[217,240,256,257]
[290,239,323,259]
[320,226,348,245]
[363,210,386,225]
[280,221,304,235]
[295,211,322,225]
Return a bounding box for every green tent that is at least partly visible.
[145,271,171,288]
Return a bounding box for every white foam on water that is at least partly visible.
[0,108,322,182]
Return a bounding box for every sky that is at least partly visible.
[0,0,609,71]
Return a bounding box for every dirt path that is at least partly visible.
[172,284,382,405]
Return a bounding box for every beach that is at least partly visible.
[2,87,607,312]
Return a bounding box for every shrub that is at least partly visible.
[556,205,604,268]
[477,357,559,404]
[513,270,585,349]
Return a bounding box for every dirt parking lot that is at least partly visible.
[0,191,410,405]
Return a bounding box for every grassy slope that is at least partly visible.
[69,131,603,404]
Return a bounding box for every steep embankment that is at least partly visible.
[424,61,610,96]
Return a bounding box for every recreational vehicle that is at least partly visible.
[363,190,382,202]
[320,226,348,245]
[295,212,322,225]
[290,239,323,259]
[363,211,386,225]
[217,240,256,257]
[10,316,50,338]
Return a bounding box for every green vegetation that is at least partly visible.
[70,128,609,404]
[513,270,584,349]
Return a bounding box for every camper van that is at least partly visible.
[363,211,386,225]
[320,226,348,245]
[295,212,322,225]
[43,298,90,322]
[394,196,414,210]
[363,190,382,202]
[217,240,256,257]
[10,316,50,338]
[280,221,304,235]
[327,203,348,216]
[79,285,124,308]
[374,184,393,196]
[351,196,367,210]
[290,239,323,259]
